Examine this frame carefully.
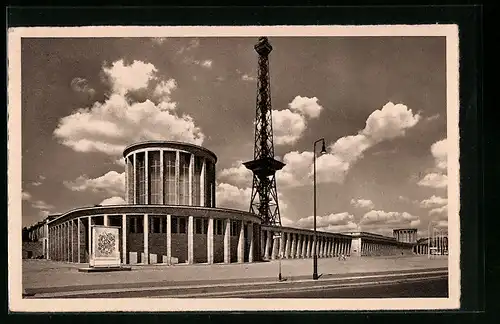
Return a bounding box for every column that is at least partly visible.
[122,215,127,264]
[47,225,50,260]
[279,232,285,259]
[264,231,272,260]
[296,235,302,258]
[175,151,180,205]
[284,232,291,258]
[291,234,297,258]
[237,221,245,263]
[104,214,109,226]
[187,215,194,264]
[159,149,164,205]
[328,239,332,257]
[189,154,194,206]
[271,233,278,260]
[301,236,307,258]
[88,217,92,262]
[71,220,74,262]
[133,153,137,204]
[200,159,206,207]
[247,222,254,262]
[125,155,129,204]
[224,219,231,263]
[145,151,149,204]
[166,214,172,265]
[143,214,149,264]
[307,236,312,258]
[207,217,214,264]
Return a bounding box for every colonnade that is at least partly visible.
[393,229,417,243]
[48,213,258,265]
[260,228,351,260]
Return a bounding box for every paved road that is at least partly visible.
[221,277,448,298]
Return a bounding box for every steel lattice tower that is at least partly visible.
[243,37,286,226]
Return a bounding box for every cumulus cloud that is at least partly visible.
[100,196,126,205]
[295,212,359,233]
[70,77,96,97]
[54,59,204,156]
[64,171,125,197]
[431,138,447,170]
[241,74,256,82]
[418,173,448,188]
[358,210,421,234]
[216,183,252,211]
[288,96,323,119]
[22,191,32,201]
[280,216,295,227]
[31,200,55,211]
[272,109,307,145]
[272,96,324,146]
[420,195,447,208]
[218,161,253,187]
[429,205,448,219]
[350,199,374,209]
[177,39,200,54]
[425,114,440,122]
[277,102,421,187]
[200,60,212,68]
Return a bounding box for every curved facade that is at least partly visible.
[123,141,217,207]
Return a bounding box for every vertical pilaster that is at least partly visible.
[175,151,180,205]
[122,215,127,264]
[307,236,312,258]
[296,235,302,258]
[143,214,149,264]
[200,158,206,207]
[145,151,149,205]
[265,231,272,259]
[166,214,172,264]
[187,215,194,264]
[224,219,231,263]
[133,153,137,204]
[291,233,297,258]
[237,221,245,263]
[248,222,254,262]
[189,154,194,206]
[207,217,214,264]
[104,214,109,226]
[301,236,307,258]
[284,232,291,259]
[160,149,164,205]
[125,155,129,204]
[88,217,92,263]
[279,232,285,259]
[271,234,278,260]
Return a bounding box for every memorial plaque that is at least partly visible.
[90,225,121,268]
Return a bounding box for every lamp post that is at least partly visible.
[313,138,327,280]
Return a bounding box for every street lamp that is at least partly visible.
[313,138,327,280]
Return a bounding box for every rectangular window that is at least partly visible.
[153,217,161,233]
[179,217,186,234]
[163,151,177,205]
[171,217,178,234]
[231,220,239,237]
[216,219,224,235]
[179,153,190,205]
[137,217,144,233]
[192,157,202,206]
[205,162,213,207]
[136,153,146,204]
[149,151,161,204]
[162,217,168,233]
[195,218,202,234]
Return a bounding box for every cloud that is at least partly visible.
[361,102,421,142]
[359,210,420,233]
[100,196,126,205]
[280,217,295,227]
[418,173,448,188]
[241,74,256,82]
[70,77,96,97]
[31,200,55,210]
[218,161,253,187]
[64,171,125,197]
[420,195,447,208]
[431,138,447,170]
[272,109,307,145]
[425,114,440,121]
[22,191,32,201]
[295,212,359,233]
[54,59,204,156]
[151,37,168,45]
[216,183,251,211]
[200,60,212,68]
[177,39,200,54]
[276,102,421,187]
[350,199,374,209]
[32,181,42,186]
[429,205,448,219]
[288,96,323,119]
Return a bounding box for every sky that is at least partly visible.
[20,36,449,237]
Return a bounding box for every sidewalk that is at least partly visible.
[23,255,448,294]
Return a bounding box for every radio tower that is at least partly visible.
[243,37,285,226]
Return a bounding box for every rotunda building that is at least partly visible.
[46,141,262,266]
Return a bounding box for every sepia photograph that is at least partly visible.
[8,25,460,312]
